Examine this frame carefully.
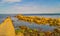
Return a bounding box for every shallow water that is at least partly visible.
[0,14,60,31]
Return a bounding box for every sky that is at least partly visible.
[0,0,60,14]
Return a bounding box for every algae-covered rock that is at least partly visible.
[0,17,15,36]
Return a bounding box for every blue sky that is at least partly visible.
[0,0,60,14]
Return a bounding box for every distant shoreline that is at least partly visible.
[0,13,60,15]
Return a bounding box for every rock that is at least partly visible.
[0,17,15,36]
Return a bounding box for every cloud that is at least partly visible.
[10,5,60,13]
[0,5,60,14]
[5,0,21,2]
[1,0,21,3]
